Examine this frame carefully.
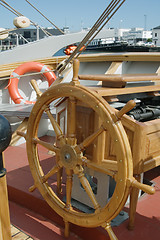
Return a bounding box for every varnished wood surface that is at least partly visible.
[0,153,12,240]
[89,84,160,96]
[78,73,160,88]
[79,73,160,82]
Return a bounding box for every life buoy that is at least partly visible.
[8,61,56,104]
[64,45,86,55]
[64,45,77,55]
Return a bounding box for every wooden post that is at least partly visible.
[0,153,11,240]
[72,59,80,85]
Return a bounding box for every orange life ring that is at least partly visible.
[64,45,77,55]
[64,45,86,55]
[8,61,56,104]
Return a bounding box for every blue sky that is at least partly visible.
[0,0,160,31]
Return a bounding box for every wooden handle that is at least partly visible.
[131,179,155,195]
[103,223,118,240]
[29,184,36,192]
[72,59,80,84]
[16,131,26,139]
[30,79,42,98]
[116,100,136,119]
[78,74,126,88]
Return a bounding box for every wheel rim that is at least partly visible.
[26,83,133,227]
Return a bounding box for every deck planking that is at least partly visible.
[11,224,33,240]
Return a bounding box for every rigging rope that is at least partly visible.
[0,2,19,17]
[76,0,126,58]
[0,26,17,36]
[57,0,126,74]
[0,0,52,36]
[0,0,126,83]
[0,69,56,82]
[25,0,64,34]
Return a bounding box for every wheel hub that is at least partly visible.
[59,144,79,169]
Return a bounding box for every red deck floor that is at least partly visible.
[4,143,160,240]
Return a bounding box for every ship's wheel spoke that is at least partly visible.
[65,169,73,210]
[57,167,63,194]
[77,125,105,151]
[32,137,59,152]
[74,165,100,211]
[44,106,65,145]
[41,164,62,183]
[67,96,77,145]
[84,158,117,179]
[56,153,63,194]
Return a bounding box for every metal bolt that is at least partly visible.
[119,212,124,216]
[65,153,71,160]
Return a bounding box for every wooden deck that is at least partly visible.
[11,224,33,240]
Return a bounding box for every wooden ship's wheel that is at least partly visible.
[18,60,155,240]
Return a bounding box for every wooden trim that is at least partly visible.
[0,153,11,240]
[1,52,160,78]
[143,156,160,172]
[79,73,160,82]
[89,85,160,96]
[105,62,122,74]
[78,52,160,62]
[142,119,160,134]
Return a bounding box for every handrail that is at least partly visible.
[78,73,160,85]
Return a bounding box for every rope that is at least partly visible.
[0,0,23,16]
[0,27,17,35]
[57,0,126,74]
[0,69,57,82]
[76,0,126,58]
[25,0,64,34]
[0,2,19,16]
[0,0,52,37]
[67,0,125,63]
